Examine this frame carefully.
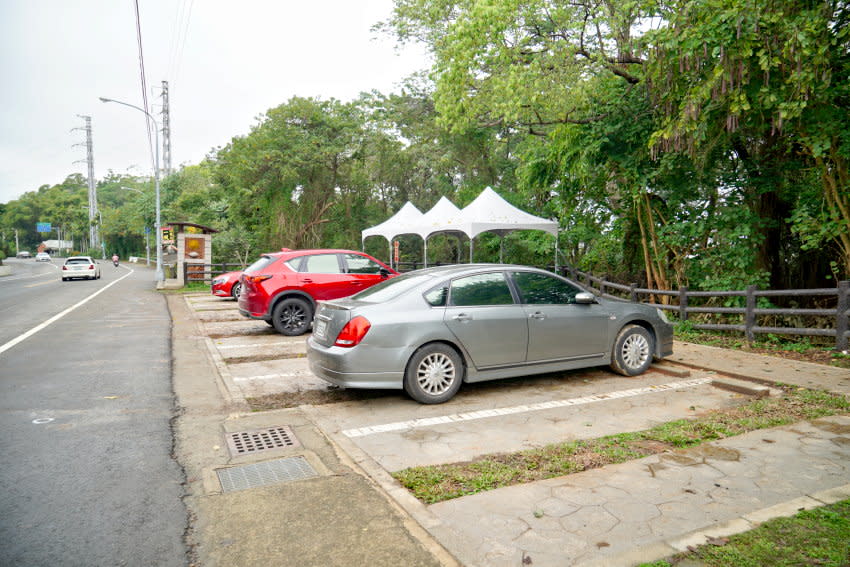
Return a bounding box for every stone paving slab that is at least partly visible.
[225,358,329,398]
[425,415,850,567]
[313,371,750,472]
[195,310,246,322]
[202,319,279,338]
[211,335,307,361]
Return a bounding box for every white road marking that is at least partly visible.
[0,269,135,356]
[216,343,283,349]
[233,372,306,382]
[342,378,713,438]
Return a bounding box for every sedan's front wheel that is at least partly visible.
[610,324,654,376]
[231,282,242,300]
[271,297,312,336]
[404,343,464,404]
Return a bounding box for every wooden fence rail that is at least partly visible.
[560,265,849,351]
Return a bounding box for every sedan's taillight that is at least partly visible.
[334,316,371,347]
[245,274,272,284]
[62,265,68,270]
[88,264,94,270]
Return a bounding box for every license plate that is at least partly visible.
[314,319,327,340]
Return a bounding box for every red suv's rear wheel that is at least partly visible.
[272,297,312,336]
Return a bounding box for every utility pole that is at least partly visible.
[73,115,101,257]
[160,80,172,175]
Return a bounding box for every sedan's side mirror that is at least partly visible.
[574,292,597,304]
[379,268,390,278]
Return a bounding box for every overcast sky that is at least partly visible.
[0,0,430,204]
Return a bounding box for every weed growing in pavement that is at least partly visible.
[392,386,849,504]
[640,499,850,567]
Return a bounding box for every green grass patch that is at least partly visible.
[392,386,849,504]
[642,499,850,567]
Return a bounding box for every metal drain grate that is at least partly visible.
[216,456,318,492]
[225,426,300,456]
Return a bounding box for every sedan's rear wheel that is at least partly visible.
[404,343,464,404]
[610,324,654,376]
[271,297,312,336]
[231,282,242,300]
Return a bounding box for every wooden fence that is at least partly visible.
[560,265,849,351]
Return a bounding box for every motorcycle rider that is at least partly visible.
[112,253,119,267]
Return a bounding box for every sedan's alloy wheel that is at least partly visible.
[416,352,456,395]
[620,333,650,370]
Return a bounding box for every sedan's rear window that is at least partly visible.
[352,273,431,303]
[66,258,93,265]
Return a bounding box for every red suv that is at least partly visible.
[238,249,397,336]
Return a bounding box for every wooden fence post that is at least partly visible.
[629,284,638,303]
[679,286,688,322]
[745,285,757,344]
[837,280,849,351]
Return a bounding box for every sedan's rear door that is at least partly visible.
[443,272,528,369]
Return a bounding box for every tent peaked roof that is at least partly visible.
[414,196,464,238]
[460,187,558,237]
[361,201,423,242]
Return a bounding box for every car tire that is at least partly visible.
[610,324,654,376]
[231,282,242,300]
[404,343,464,404]
[271,297,312,336]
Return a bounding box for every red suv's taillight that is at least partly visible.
[334,316,371,347]
[245,274,272,284]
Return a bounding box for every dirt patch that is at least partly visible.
[224,353,305,364]
[246,387,398,410]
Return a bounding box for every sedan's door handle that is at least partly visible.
[302,278,313,283]
[528,311,546,320]
[453,313,472,322]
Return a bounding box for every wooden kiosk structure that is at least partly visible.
[163,221,219,288]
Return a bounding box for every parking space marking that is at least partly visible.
[233,372,305,382]
[342,378,712,438]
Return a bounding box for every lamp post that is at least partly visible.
[121,186,151,266]
[99,97,163,283]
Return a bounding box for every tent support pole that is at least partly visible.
[424,238,428,269]
[554,228,559,272]
[389,240,393,270]
[470,237,474,263]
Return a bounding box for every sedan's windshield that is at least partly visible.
[352,272,432,303]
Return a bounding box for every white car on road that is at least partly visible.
[62,256,101,281]
[35,252,51,262]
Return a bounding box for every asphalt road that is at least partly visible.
[0,258,188,566]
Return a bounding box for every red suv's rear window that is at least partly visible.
[245,255,277,273]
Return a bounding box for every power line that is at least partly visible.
[133,0,156,176]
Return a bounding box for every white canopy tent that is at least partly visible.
[449,187,559,264]
[360,201,423,268]
[411,196,464,268]
[361,188,559,268]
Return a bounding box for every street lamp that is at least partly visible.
[99,97,163,283]
[121,186,151,267]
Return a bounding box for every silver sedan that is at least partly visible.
[307,264,673,404]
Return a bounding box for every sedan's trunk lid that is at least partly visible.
[311,299,355,347]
